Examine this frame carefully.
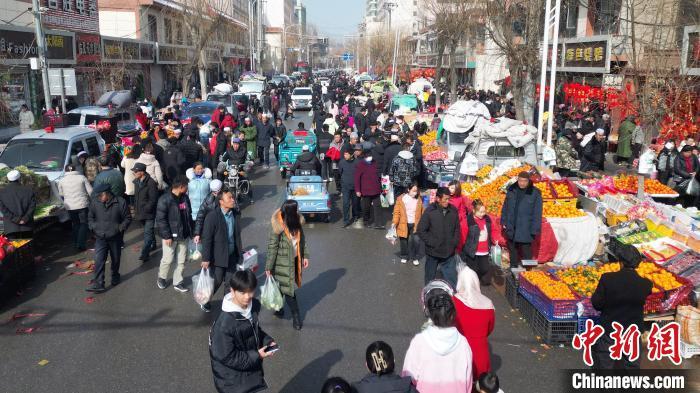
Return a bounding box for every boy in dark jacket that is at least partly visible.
[209,270,276,393]
[155,176,193,292]
[132,163,159,262]
[87,183,131,292]
[417,187,460,287]
[339,147,361,227]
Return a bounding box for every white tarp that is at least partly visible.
[442,100,491,134]
[464,117,538,148]
[548,213,599,266]
[213,83,234,95]
[407,78,433,95]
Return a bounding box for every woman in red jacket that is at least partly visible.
[453,266,495,380]
[448,180,469,254]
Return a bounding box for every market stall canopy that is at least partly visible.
[370,80,398,94]
[442,100,491,134]
[407,78,434,95]
[390,94,419,114]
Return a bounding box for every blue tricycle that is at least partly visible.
[278,129,317,178]
[286,175,331,222]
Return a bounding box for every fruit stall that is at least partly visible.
[0,237,34,307]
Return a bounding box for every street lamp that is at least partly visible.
[384,1,397,31]
[282,23,299,75]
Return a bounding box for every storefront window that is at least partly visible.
[0,72,29,127]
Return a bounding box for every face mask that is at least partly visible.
[665,142,674,150]
[365,156,373,162]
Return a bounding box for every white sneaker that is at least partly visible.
[400,258,407,264]
[412,260,420,266]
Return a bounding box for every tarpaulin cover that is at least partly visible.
[442,100,491,134]
[546,212,599,266]
[465,117,538,148]
[407,78,434,95]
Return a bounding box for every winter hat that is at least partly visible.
[223,127,232,132]
[6,170,20,182]
[93,183,111,194]
[77,151,88,159]
[231,137,241,144]
[595,128,605,135]
[131,162,147,172]
[350,132,359,139]
[390,134,400,142]
[210,179,223,193]
[302,144,310,151]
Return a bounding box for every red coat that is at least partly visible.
[220,114,237,130]
[453,297,495,379]
[354,160,382,196]
[450,195,469,253]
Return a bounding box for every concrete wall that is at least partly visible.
[99,10,137,38]
[1,0,35,27]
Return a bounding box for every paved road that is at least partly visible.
[0,112,584,393]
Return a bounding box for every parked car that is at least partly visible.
[290,87,313,110]
[181,101,220,125]
[271,74,290,87]
[65,106,132,144]
[206,93,234,114]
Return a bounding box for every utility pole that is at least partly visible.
[384,1,397,31]
[31,0,51,112]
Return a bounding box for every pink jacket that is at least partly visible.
[402,325,473,393]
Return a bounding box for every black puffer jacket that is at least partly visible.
[290,151,322,175]
[461,213,492,259]
[88,195,131,239]
[155,191,193,240]
[162,145,186,183]
[222,147,248,166]
[133,174,159,221]
[354,374,418,393]
[209,298,273,393]
[194,193,217,236]
[178,138,204,169]
[417,203,460,258]
[382,142,402,175]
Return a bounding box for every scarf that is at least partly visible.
[455,266,494,310]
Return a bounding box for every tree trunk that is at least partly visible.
[199,49,208,100]
[434,41,446,109]
[449,43,457,104]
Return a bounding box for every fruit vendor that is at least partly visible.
[500,172,542,268]
[591,243,652,370]
[0,169,36,239]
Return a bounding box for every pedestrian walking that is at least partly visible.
[579,129,606,172]
[265,200,310,331]
[354,149,384,229]
[392,183,423,266]
[137,142,166,190]
[402,281,473,393]
[673,145,699,207]
[256,114,274,168]
[178,129,205,169]
[273,117,286,164]
[500,172,542,268]
[616,115,635,166]
[209,269,276,393]
[339,146,361,227]
[193,179,224,240]
[132,162,159,262]
[19,104,34,133]
[186,162,212,221]
[447,180,468,254]
[417,187,460,287]
[155,176,193,292]
[656,140,678,185]
[163,137,186,185]
[240,117,258,160]
[200,189,243,312]
[460,200,494,285]
[121,144,142,204]
[591,243,652,369]
[93,155,126,198]
[388,146,420,199]
[453,266,495,380]
[382,134,402,176]
[353,341,418,393]
[0,169,36,239]
[58,165,92,250]
[86,183,131,292]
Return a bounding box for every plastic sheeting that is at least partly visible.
[547,213,599,266]
[213,83,234,95]
[95,90,132,108]
[442,100,491,134]
[407,78,433,95]
[465,117,538,148]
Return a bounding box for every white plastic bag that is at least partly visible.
[386,225,397,245]
[193,268,214,306]
[490,244,502,267]
[686,178,700,197]
[188,240,202,263]
[260,276,284,311]
[239,248,259,272]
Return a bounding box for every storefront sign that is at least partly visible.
[42,0,99,34]
[602,74,624,89]
[157,44,193,64]
[76,33,100,63]
[558,36,610,73]
[681,25,700,76]
[0,26,75,65]
[101,37,154,63]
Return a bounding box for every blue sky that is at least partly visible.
[303,0,365,37]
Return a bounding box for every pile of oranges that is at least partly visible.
[552,182,574,198]
[475,165,493,179]
[418,130,437,145]
[483,194,505,215]
[521,271,578,300]
[556,263,620,297]
[542,201,586,218]
[613,175,677,195]
[460,181,481,195]
[468,175,509,199]
[643,179,677,195]
[506,165,532,177]
[534,182,554,198]
[635,262,683,291]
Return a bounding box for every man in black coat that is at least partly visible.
[0,169,36,238]
[338,146,362,227]
[155,176,193,292]
[178,130,204,169]
[163,137,186,184]
[209,270,275,393]
[382,134,403,176]
[291,145,322,175]
[500,172,542,268]
[87,183,131,292]
[591,243,653,370]
[272,117,287,165]
[355,107,369,135]
[256,114,274,168]
[132,163,159,262]
[580,130,606,172]
[417,187,460,288]
[200,189,243,312]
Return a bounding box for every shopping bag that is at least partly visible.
[239,248,259,272]
[386,186,395,205]
[380,194,390,208]
[490,244,502,267]
[188,240,202,263]
[192,268,214,306]
[261,276,284,311]
[454,254,467,273]
[686,178,700,197]
[385,225,397,245]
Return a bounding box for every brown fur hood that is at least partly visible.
[271,209,305,235]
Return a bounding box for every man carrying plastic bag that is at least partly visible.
[193,268,214,306]
[199,189,244,312]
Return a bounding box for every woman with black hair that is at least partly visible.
[354,341,417,393]
[402,280,473,393]
[265,200,310,330]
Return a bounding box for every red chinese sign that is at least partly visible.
[76,33,100,63]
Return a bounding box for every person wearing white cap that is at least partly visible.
[580,129,607,172]
[0,169,36,238]
[290,144,322,175]
[193,179,227,243]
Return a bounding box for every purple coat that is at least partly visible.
[354,159,382,196]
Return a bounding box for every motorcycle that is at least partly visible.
[218,161,252,202]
